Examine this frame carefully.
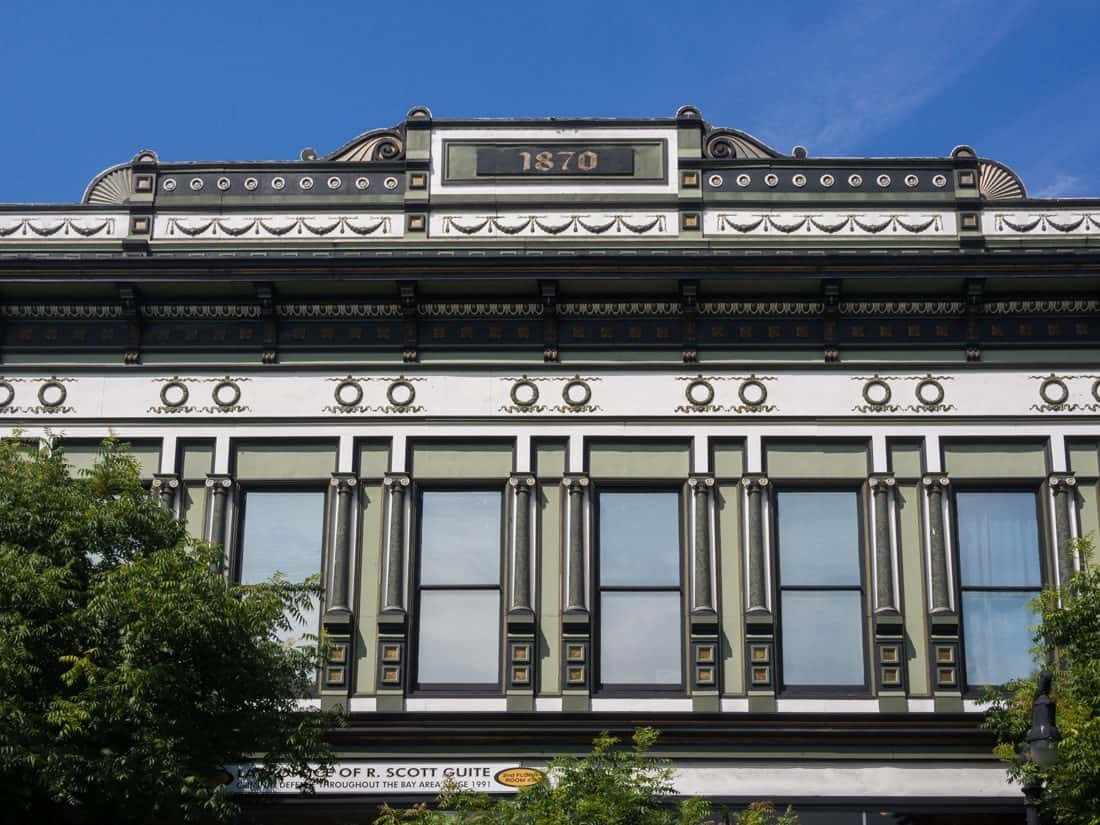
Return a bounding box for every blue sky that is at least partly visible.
[2,0,1097,203]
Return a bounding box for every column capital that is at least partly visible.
[921,473,950,489]
[330,472,359,491]
[204,473,233,491]
[869,473,896,491]
[562,474,589,490]
[688,474,715,492]
[509,473,536,488]
[383,472,410,490]
[741,474,769,491]
[1049,472,1077,492]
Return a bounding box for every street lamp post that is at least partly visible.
[1024,671,1059,825]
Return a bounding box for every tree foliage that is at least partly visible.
[0,438,338,823]
[983,535,1100,825]
[372,727,796,825]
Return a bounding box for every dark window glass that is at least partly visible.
[239,490,326,646]
[776,491,865,688]
[597,491,682,687]
[956,491,1041,686]
[416,490,502,686]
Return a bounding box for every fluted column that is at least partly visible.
[870,474,905,703]
[204,474,232,548]
[1049,474,1078,590]
[923,474,952,614]
[922,472,960,705]
[870,475,898,613]
[741,474,774,708]
[741,475,770,614]
[377,472,410,709]
[688,475,719,707]
[325,473,358,623]
[507,474,537,710]
[560,474,590,708]
[151,473,179,511]
[562,475,589,616]
[380,473,409,615]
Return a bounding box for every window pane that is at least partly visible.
[239,490,326,646]
[599,492,681,586]
[962,591,1037,686]
[780,590,865,685]
[420,491,501,586]
[777,491,861,586]
[957,492,1041,587]
[417,590,500,683]
[600,591,681,684]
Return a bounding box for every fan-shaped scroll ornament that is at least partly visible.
[978,159,1026,200]
[326,126,406,162]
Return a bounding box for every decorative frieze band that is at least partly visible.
[703,210,957,238]
[153,213,403,242]
[0,214,127,242]
[984,211,1100,236]
[431,211,678,238]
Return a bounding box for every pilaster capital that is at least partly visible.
[204,474,233,492]
[330,472,359,492]
[869,473,897,493]
[509,473,536,490]
[688,474,716,493]
[1049,473,1077,492]
[561,474,589,490]
[383,473,410,492]
[740,474,769,492]
[151,473,179,493]
[921,473,950,491]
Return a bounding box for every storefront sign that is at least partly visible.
[226,762,545,795]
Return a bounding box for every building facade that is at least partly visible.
[4,106,1100,822]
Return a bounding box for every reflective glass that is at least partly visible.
[962,591,1037,686]
[239,490,326,646]
[956,492,1041,587]
[600,591,681,684]
[417,590,500,683]
[777,491,860,586]
[780,590,865,685]
[599,492,681,586]
[420,491,501,586]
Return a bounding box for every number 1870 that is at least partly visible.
[518,150,598,172]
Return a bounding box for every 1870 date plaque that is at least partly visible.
[476,145,635,177]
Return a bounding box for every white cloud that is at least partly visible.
[1033,174,1085,198]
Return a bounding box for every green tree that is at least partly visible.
[0,438,338,823]
[983,535,1100,825]
[373,727,796,825]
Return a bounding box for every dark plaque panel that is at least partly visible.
[476,145,635,177]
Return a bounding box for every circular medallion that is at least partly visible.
[562,379,592,407]
[243,176,259,191]
[708,174,724,188]
[189,177,205,191]
[848,174,863,188]
[876,174,891,188]
[904,174,919,188]
[0,381,14,408]
[271,176,286,191]
[738,379,767,407]
[160,380,189,408]
[736,174,751,187]
[862,379,892,406]
[820,174,835,188]
[383,176,399,190]
[510,379,540,407]
[387,379,416,407]
[1092,379,1100,403]
[915,378,945,406]
[764,173,779,188]
[685,379,715,407]
[792,173,807,188]
[299,176,314,190]
[355,176,370,190]
[334,379,363,408]
[162,177,177,192]
[327,176,342,190]
[216,176,231,191]
[211,380,241,408]
[38,380,66,408]
[1039,377,1069,406]
[932,174,948,188]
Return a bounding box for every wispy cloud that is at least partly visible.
[1033,174,1085,198]
[750,0,1032,154]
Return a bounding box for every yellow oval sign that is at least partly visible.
[494,767,545,788]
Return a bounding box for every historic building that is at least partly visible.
[3,105,1099,822]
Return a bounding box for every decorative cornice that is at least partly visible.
[0,214,126,241]
[0,304,124,320]
[418,302,543,318]
[559,301,679,317]
[434,212,676,238]
[154,213,400,241]
[984,211,1100,236]
[705,211,954,238]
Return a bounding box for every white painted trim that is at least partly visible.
[348,696,378,712]
[924,435,942,473]
[535,697,563,711]
[214,434,231,474]
[515,433,531,473]
[568,433,584,474]
[907,698,936,713]
[160,433,177,474]
[745,434,763,474]
[871,434,888,473]
[774,699,881,713]
[720,698,749,712]
[589,698,694,712]
[962,699,989,713]
[338,434,355,473]
[404,698,508,712]
[1049,434,1067,473]
[672,763,1016,798]
[693,434,708,474]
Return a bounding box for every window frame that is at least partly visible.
[409,483,506,695]
[950,481,1047,696]
[592,482,687,696]
[772,482,872,698]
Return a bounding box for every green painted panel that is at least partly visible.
[897,483,929,696]
[235,442,337,480]
[354,484,385,694]
[538,485,562,694]
[890,443,923,479]
[717,482,744,694]
[182,482,207,540]
[180,442,214,480]
[588,442,689,479]
[61,440,160,479]
[444,141,665,182]
[536,442,566,479]
[358,442,390,479]
[1069,441,1099,478]
[411,442,513,479]
[712,442,744,479]
[765,442,868,479]
[943,442,1047,478]
[1077,483,1100,547]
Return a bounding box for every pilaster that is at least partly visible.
[688,474,719,710]
[377,472,410,711]
[741,474,774,711]
[203,473,233,549]
[506,473,537,711]
[1049,473,1079,591]
[922,473,961,710]
[560,474,590,711]
[151,472,179,512]
[869,474,905,709]
[320,473,357,713]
